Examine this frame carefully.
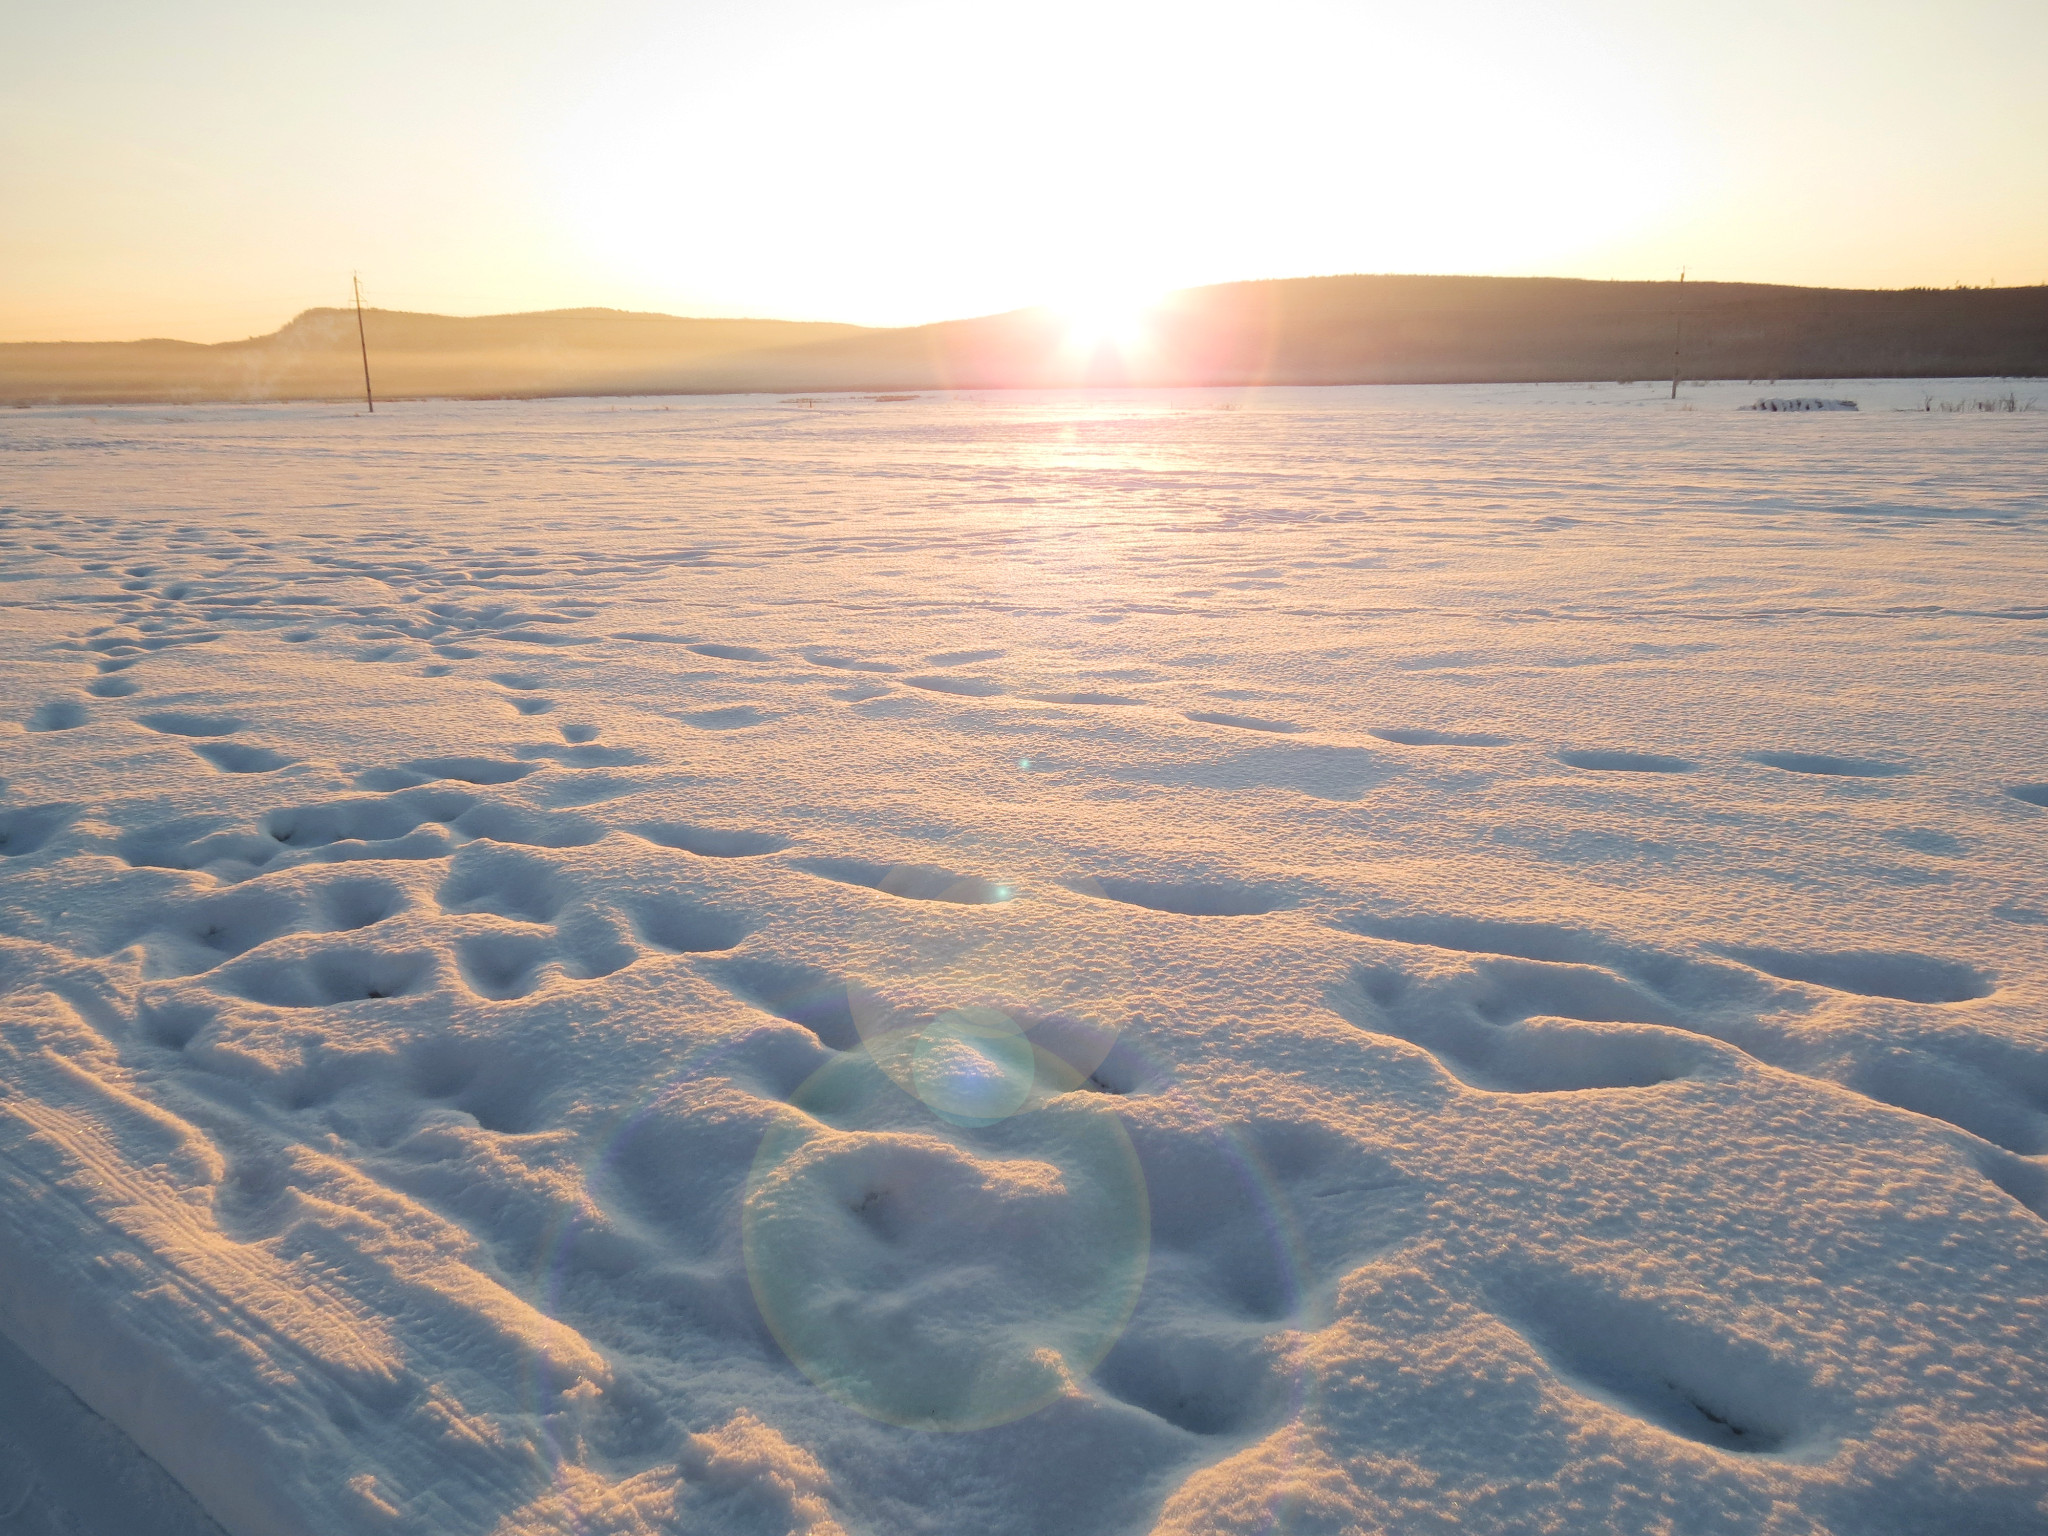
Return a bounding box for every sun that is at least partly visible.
[1052,287,1163,354]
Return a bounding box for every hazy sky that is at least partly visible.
[4,0,2043,341]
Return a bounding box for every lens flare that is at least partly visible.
[1053,287,1162,355]
[848,971,1123,1123]
[743,1049,1149,1430]
[910,1007,1036,1126]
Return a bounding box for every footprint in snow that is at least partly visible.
[137,710,244,738]
[797,856,1012,905]
[221,945,436,1009]
[924,648,1005,667]
[1072,875,1285,917]
[1489,1271,1819,1455]
[24,698,88,732]
[1556,749,1697,774]
[262,786,475,849]
[1332,955,1724,1095]
[1336,910,2037,1205]
[191,741,295,774]
[708,957,860,1050]
[436,847,571,924]
[1746,751,1911,778]
[1185,710,1302,734]
[1367,727,1511,747]
[1026,692,1145,707]
[355,756,539,790]
[0,803,80,859]
[454,931,555,1001]
[688,642,775,663]
[1098,1109,1420,1436]
[679,705,773,730]
[905,675,1003,698]
[634,822,789,858]
[624,894,753,954]
[803,650,902,674]
[113,878,402,978]
[407,1036,546,1134]
[1712,944,1991,1004]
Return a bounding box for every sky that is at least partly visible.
[2,0,2044,343]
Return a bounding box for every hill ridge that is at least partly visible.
[6,274,2043,403]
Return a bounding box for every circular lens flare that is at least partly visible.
[850,981,1120,1123]
[743,1050,1149,1430]
[738,903,1156,1430]
[912,1007,1037,1126]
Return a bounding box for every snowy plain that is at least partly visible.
[0,377,2043,1535]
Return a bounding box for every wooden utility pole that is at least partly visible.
[353,273,375,413]
[1670,268,1685,401]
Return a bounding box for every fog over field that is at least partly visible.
[6,277,2044,404]
[0,380,2043,1535]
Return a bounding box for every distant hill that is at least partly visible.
[0,308,873,405]
[5,277,2043,404]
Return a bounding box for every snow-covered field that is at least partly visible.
[0,378,2043,1535]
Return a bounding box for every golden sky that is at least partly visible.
[4,0,2043,343]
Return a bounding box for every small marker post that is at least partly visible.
[353,273,375,414]
[1670,268,1685,401]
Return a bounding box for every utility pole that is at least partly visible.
[353,273,375,414]
[1670,268,1685,401]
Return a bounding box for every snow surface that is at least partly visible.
[0,377,2044,1535]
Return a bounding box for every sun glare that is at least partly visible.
[1055,289,1163,354]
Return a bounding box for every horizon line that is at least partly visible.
[8,270,2043,350]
